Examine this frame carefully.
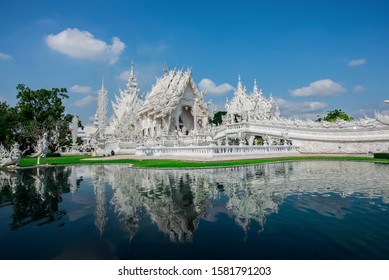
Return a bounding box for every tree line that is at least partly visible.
[0,84,82,153]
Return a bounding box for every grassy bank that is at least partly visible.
[16,154,389,169]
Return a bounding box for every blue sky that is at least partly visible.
[1,0,389,123]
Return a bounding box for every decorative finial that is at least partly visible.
[130,60,135,76]
[163,63,168,75]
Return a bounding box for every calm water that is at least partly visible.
[1,161,389,260]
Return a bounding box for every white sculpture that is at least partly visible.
[0,143,27,167]
[31,133,49,165]
[71,115,79,151]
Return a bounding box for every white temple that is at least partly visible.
[78,63,389,156]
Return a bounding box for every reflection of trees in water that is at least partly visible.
[0,167,76,230]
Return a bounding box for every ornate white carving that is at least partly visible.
[0,143,26,167]
[31,133,49,165]
[375,111,389,126]
[226,76,274,123]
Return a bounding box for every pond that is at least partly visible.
[0,161,389,260]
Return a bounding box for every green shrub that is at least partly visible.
[374,153,389,159]
[46,152,61,157]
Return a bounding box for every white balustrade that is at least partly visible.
[135,145,299,157]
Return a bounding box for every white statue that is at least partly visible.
[0,143,26,167]
[71,115,79,151]
[31,133,49,165]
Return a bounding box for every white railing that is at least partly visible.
[135,144,299,157]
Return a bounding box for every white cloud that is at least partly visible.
[69,85,93,94]
[199,78,234,96]
[46,28,125,64]
[276,98,328,119]
[0,52,12,60]
[348,58,366,67]
[74,95,96,107]
[289,79,346,97]
[353,85,365,93]
[119,70,130,81]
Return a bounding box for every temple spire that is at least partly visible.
[236,74,245,95]
[127,60,138,89]
[163,63,168,75]
[130,60,134,76]
[94,80,108,139]
[253,79,258,92]
[252,79,262,97]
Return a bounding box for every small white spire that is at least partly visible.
[130,60,134,76]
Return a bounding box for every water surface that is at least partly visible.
[0,161,389,259]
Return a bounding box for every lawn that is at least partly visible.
[16,154,389,169]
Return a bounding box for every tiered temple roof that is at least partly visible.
[138,68,207,118]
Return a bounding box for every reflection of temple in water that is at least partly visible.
[1,161,389,242]
[74,161,389,242]
[93,166,108,236]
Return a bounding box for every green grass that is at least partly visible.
[15,154,389,169]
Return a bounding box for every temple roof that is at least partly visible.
[137,68,205,117]
[226,76,274,120]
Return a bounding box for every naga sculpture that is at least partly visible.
[0,143,28,167]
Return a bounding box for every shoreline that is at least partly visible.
[80,153,372,162]
[4,153,388,170]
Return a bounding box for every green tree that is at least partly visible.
[316,109,353,122]
[0,101,18,147]
[15,84,77,152]
[211,111,227,125]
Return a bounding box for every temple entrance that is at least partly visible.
[179,106,194,135]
